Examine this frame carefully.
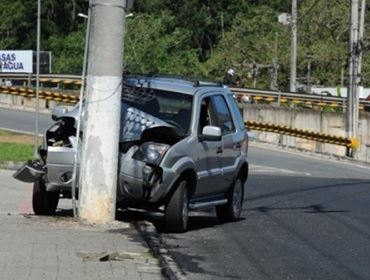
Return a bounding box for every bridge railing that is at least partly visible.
[1,73,369,109]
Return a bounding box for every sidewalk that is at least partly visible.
[0,169,165,280]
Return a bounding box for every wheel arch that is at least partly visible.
[178,168,197,198]
[236,161,249,184]
[163,168,197,204]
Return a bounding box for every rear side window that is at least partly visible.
[226,94,245,131]
[211,95,235,135]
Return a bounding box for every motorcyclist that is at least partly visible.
[223,68,241,86]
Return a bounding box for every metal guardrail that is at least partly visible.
[246,121,360,150]
[231,87,370,110]
[1,74,370,109]
[0,78,361,150]
[0,85,79,104]
[0,73,82,85]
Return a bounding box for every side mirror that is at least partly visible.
[51,106,68,121]
[200,125,222,141]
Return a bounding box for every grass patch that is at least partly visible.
[0,130,36,163]
[0,142,34,162]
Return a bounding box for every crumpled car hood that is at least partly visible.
[120,105,173,142]
[53,103,183,143]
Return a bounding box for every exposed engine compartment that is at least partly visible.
[38,117,77,163]
[120,126,184,153]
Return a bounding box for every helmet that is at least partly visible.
[227,69,235,76]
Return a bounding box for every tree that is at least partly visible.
[48,28,85,74]
[1,0,369,90]
[124,13,204,76]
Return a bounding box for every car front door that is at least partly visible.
[193,96,224,197]
[210,95,239,190]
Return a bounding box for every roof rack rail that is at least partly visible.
[123,73,194,83]
[122,73,224,88]
[193,80,224,87]
[146,73,193,81]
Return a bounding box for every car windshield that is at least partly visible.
[122,88,193,134]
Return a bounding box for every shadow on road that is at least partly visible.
[116,208,243,233]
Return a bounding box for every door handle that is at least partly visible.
[216,147,223,154]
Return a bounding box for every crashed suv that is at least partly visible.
[14,76,249,232]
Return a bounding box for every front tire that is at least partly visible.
[216,177,244,222]
[32,177,60,215]
[164,180,189,233]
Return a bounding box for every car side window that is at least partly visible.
[211,95,235,135]
[226,94,245,131]
[198,97,217,135]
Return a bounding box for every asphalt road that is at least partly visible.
[151,146,370,280]
[0,107,52,134]
[2,106,370,279]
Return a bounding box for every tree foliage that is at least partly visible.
[1,0,370,90]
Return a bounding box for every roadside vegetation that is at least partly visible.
[0,130,35,162]
[0,0,369,90]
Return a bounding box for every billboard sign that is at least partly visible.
[0,50,33,73]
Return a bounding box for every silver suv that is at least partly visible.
[14,76,249,232]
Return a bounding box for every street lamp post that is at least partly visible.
[34,0,41,157]
[71,8,93,217]
[306,52,313,93]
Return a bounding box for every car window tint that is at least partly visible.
[226,94,244,131]
[198,97,216,134]
[211,95,235,135]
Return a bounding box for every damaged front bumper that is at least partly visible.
[13,159,46,183]
[117,147,176,205]
[13,136,79,192]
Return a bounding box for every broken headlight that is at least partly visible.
[133,142,170,165]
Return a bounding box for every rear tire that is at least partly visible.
[164,180,189,233]
[32,177,60,215]
[216,177,244,222]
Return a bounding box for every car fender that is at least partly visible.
[233,156,249,184]
[159,156,197,201]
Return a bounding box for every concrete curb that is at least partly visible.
[135,221,187,280]
[0,161,23,171]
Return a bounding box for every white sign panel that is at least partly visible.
[0,50,33,73]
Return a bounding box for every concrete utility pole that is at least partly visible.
[290,0,298,92]
[358,0,366,75]
[78,0,126,224]
[347,0,361,153]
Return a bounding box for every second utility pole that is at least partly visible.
[79,0,126,224]
[290,0,297,92]
[347,0,360,158]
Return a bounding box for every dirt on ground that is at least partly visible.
[0,130,41,145]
